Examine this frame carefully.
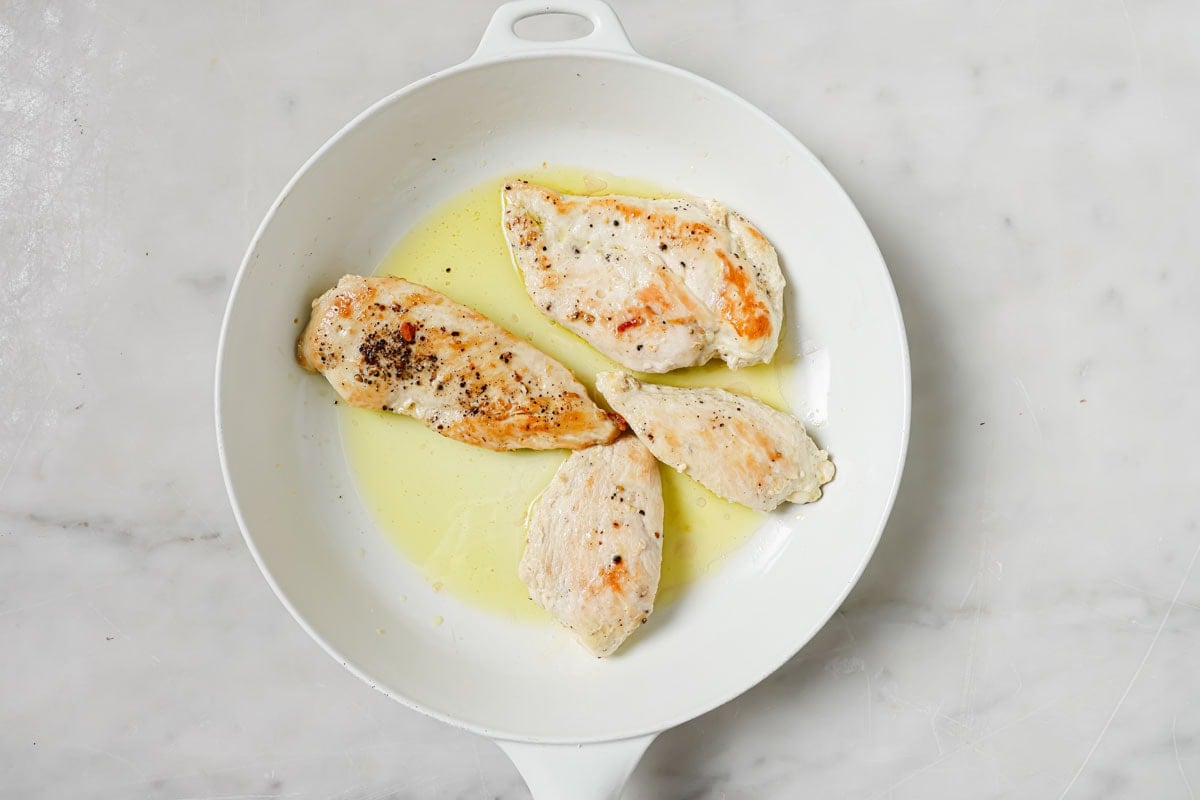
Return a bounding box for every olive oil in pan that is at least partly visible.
[339,166,795,617]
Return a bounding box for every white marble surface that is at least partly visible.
[2,0,1198,797]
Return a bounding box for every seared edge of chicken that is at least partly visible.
[502,181,786,372]
[297,275,619,451]
[595,371,834,511]
[520,435,664,657]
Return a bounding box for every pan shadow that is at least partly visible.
[624,206,963,798]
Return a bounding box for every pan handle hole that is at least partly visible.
[512,12,594,42]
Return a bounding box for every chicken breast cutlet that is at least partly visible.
[502,181,785,373]
[297,275,620,451]
[521,435,664,656]
[596,371,834,511]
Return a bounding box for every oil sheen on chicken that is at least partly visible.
[297,275,619,451]
[596,372,834,511]
[502,182,786,373]
[520,435,664,656]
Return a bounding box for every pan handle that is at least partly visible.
[471,0,639,61]
[497,733,657,800]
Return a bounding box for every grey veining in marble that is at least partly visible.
[2,0,1198,797]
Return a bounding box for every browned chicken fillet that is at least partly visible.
[596,371,834,511]
[502,181,786,373]
[521,435,664,656]
[297,275,620,451]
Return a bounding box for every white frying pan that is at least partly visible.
[215,2,910,796]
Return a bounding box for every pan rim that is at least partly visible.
[215,46,911,744]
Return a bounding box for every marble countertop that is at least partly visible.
[3,1,1198,797]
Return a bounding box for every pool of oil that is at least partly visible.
[339,165,794,620]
